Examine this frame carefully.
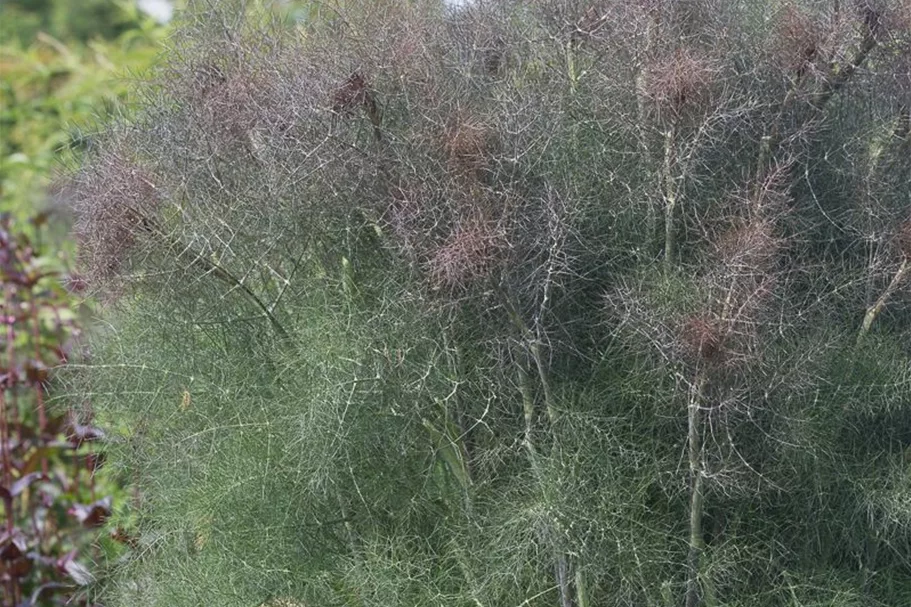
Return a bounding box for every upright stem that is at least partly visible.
[30,296,48,476]
[501,284,575,607]
[636,7,660,126]
[516,359,575,607]
[529,340,557,425]
[813,24,877,110]
[663,126,678,271]
[498,285,558,423]
[565,41,578,96]
[575,566,590,607]
[685,373,707,607]
[1,285,18,607]
[556,553,575,607]
[0,389,11,530]
[1,285,14,516]
[857,259,909,343]
[686,474,706,607]
[517,362,537,461]
[442,327,473,495]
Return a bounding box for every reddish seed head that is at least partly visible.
[898,216,911,259]
[332,73,369,114]
[429,213,503,291]
[640,48,716,117]
[680,314,724,363]
[443,113,490,175]
[62,152,160,290]
[770,5,825,77]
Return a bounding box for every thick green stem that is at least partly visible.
[857,109,910,343]
[529,340,557,425]
[555,553,575,607]
[517,358,538,461]
[757,13,880,198]
[813,25,877,110]
[575,566,590,607]
[442,328,473,492]
[686,472,706,607]
[516,361,575,607]
[498,285,558,423]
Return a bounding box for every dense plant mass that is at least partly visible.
[63,1,911,605]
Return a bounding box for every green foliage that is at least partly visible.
[0,10,163,221]
[0,0,149,45]
[61,1,911,606]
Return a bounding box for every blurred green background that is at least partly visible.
[0,0,171,222]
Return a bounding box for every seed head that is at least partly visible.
[898,215,911,260]
[640,48,717,118]
[62,152,160,290]
[443,113,490,176]
[680,314,725,364]
[429,213,503,291]
[769,5,826,80]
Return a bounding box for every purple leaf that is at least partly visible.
[0,529,28,561]
[9,472,43,497]
[68,496,112,528]
[62,559,94,586]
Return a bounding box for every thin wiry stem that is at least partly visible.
[131,207,294,342]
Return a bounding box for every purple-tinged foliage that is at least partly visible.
[1,214,110,607]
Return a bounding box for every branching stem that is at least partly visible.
[130,208,293,342]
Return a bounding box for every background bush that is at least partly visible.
[1,3,165,605]
[0,212,111,607]
[0,0,166,221]
[63,1,911,606]
[0,0,148,45]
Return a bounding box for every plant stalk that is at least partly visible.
[502,285,575,607]
[858,259,909,343]
[663,126,678,271]
[686,373,708,607]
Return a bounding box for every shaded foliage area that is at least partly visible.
[63,1,911,606]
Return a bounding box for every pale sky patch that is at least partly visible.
[138,0,174,23]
